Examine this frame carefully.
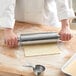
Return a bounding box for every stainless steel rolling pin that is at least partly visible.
[18,32,60,45]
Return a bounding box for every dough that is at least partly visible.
[64,60,76,76]
[23,43,60,56]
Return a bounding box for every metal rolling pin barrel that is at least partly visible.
[18,32,60,45]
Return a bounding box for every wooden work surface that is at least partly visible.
[0,22,76,76]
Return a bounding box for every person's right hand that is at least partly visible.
[4,28,18,48]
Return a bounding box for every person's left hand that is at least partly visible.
[59,26,72,41]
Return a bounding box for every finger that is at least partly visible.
[65,34,69,41]
[63,34,66,41]
[8,39,13,48]
[5,39,11,47]
[10,38,17,48]
[4,37,18,48]
[60,33,65,41]
[59,33,72,41]
[14,37,18,47]
[65,33,72,41]
[67,34,71,41]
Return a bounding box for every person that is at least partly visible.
[0,0,75,48]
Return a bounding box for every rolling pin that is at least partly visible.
[18,32,60,45]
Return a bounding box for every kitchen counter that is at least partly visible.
[0,22,76,76]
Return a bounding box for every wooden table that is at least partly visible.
[0,22,76,76]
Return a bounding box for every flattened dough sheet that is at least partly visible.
[64,60,76,76]
[23,43,60,56]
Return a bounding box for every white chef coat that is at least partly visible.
[0,0,75,29]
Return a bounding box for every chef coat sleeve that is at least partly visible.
[55,0,75,21]
[0,0,16,29]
